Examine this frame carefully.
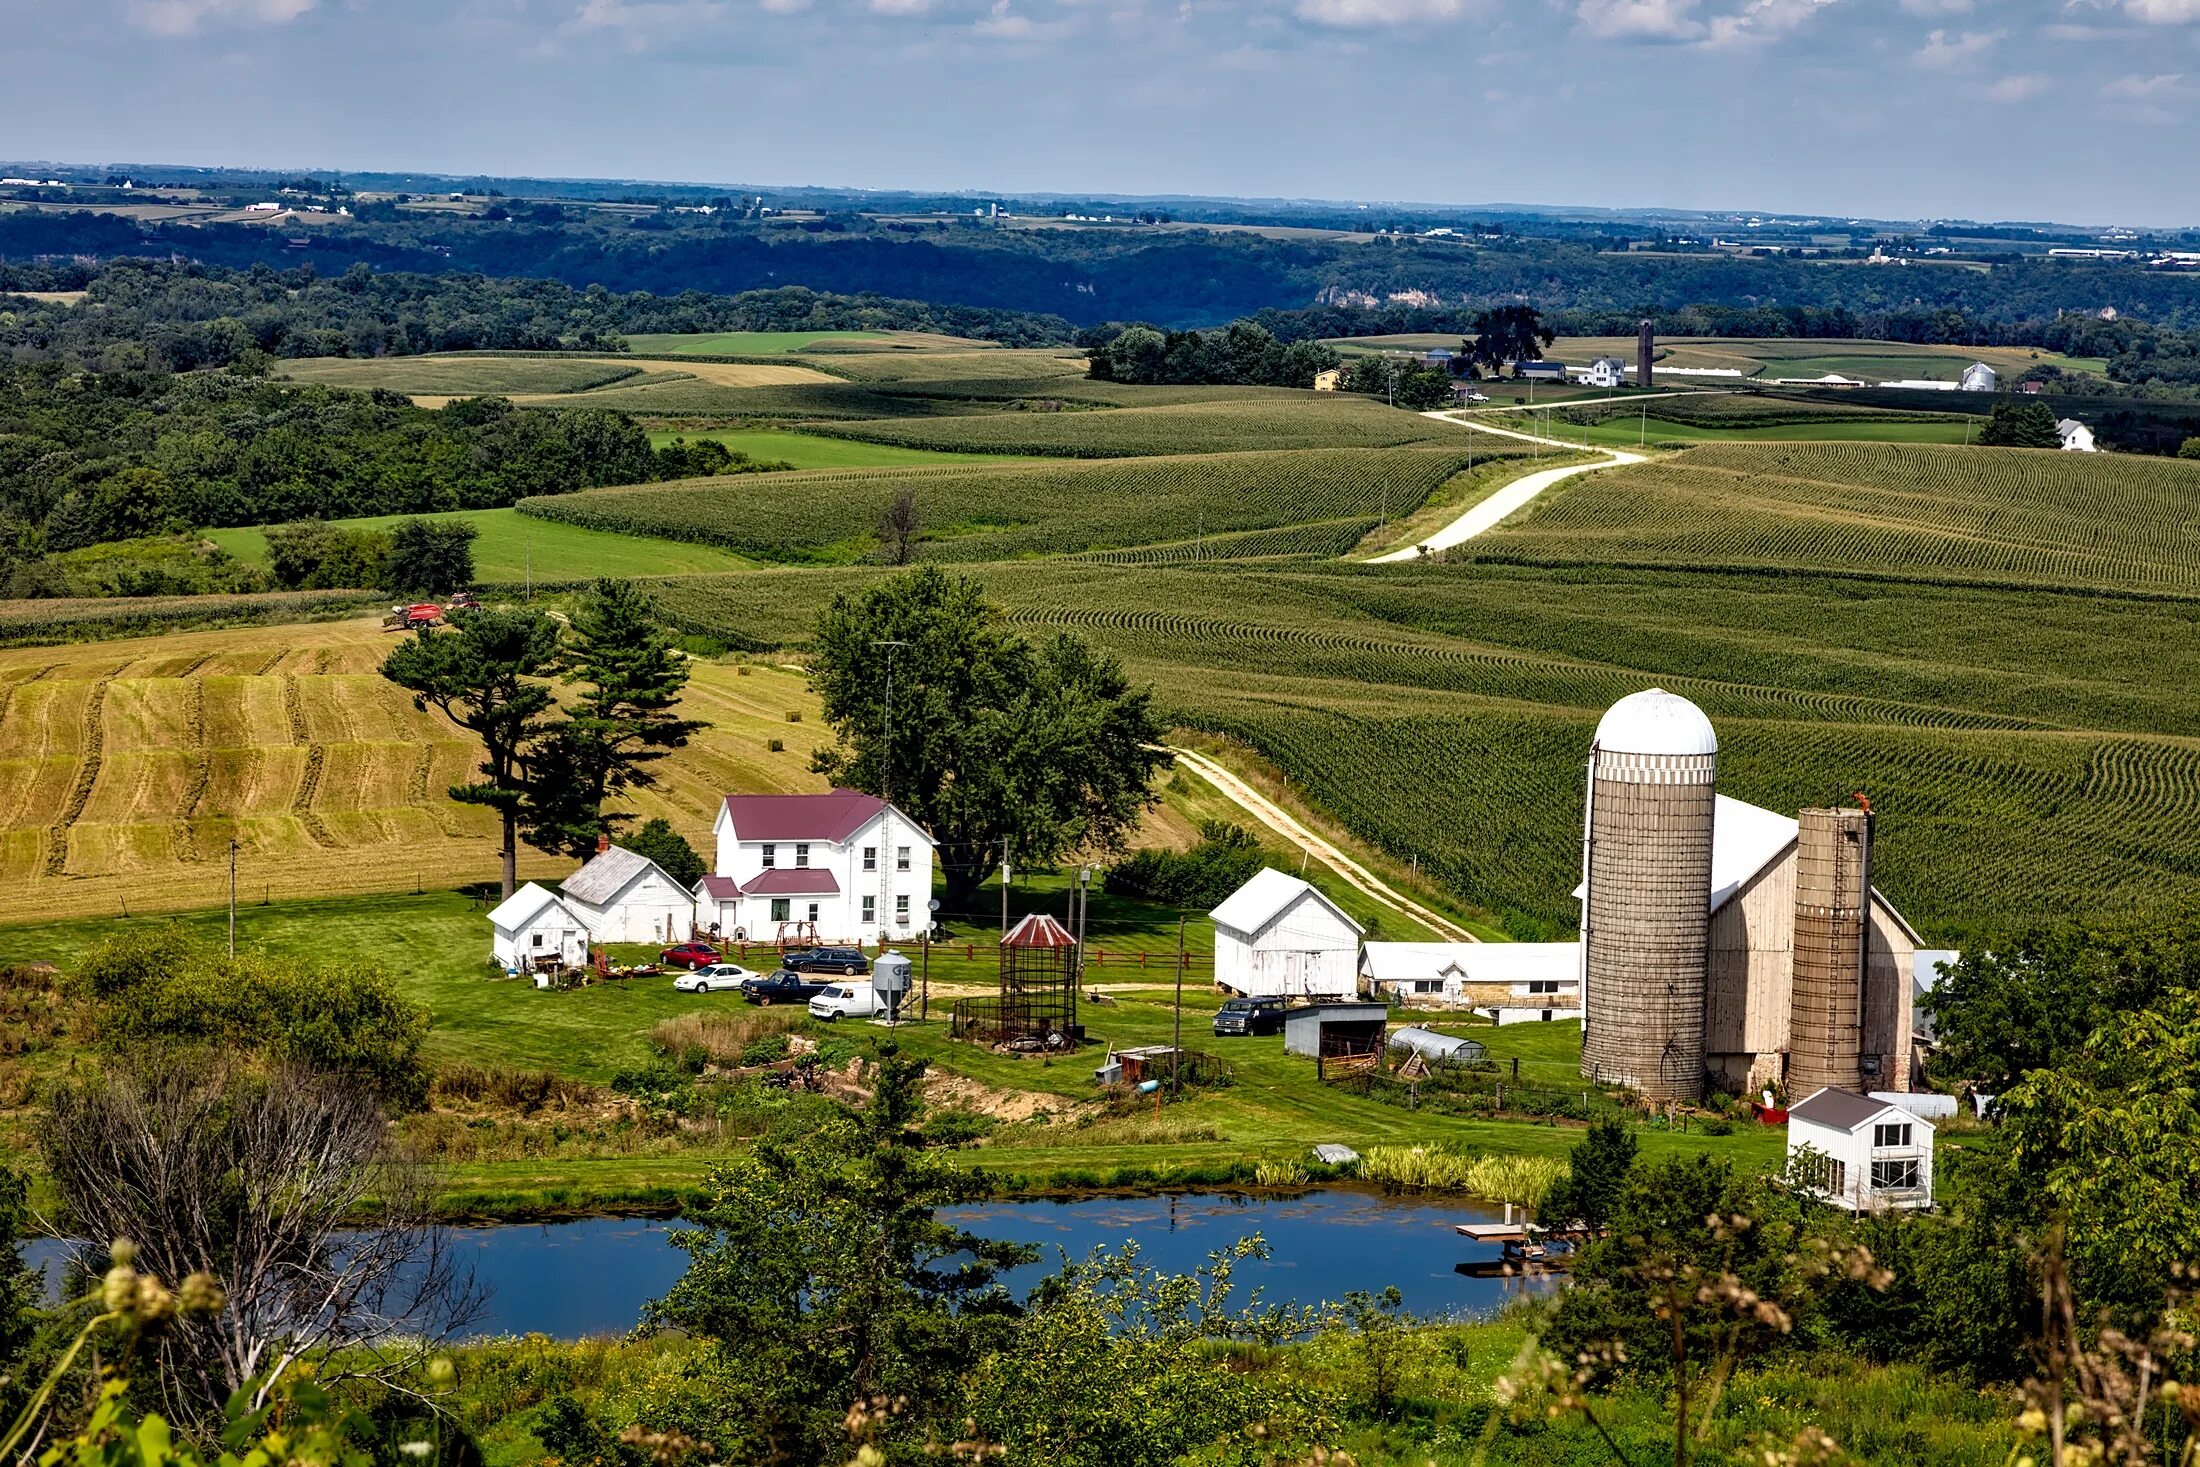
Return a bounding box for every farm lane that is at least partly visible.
[1164,744,1477,942]
[1365,411,1646,562]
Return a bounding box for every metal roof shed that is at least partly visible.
[1283,1001,1388,1058]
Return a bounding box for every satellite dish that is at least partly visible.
[927,899,941,912]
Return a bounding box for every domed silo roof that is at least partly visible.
[1593,688,1717,758]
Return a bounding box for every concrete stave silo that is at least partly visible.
[1788,806,1872,1095]
[1580,688,1717,1100]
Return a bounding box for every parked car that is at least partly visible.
[809,983,886,1022]
[1212,996,1287,1037]
[783,946,870,977]
[747,970,832,1006]
[673,962,755,994]
[660,942,722,970]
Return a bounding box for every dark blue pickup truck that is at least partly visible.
[745,970,833,1006]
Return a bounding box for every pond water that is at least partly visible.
[23,1190,1550,1340]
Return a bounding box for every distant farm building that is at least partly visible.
[1283,1001,1388,1064]
[1787,1087,1935,1212]
[1210,869,1363,1000]
[1773,373,1867,388]
[1959,362,1997,392]
[2058,417,2098,452]
[1515,361,1568,382]
[560,842,694,945]
[1361,941,1578,1022]
[1312,368,1344,392]
[1580,357,1628,389]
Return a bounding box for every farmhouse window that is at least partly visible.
[531,933,545,949]
[761,844,777,868]
[1412,979,1441,994]
[1796,1151,1846,1195]
[1871,1159,1921,1191]
[1872,1122,1912,1149]
[770,898,790,922]
[895,895,910,921]
[862,896,877,922]
[795,843,811,868]
[896,846,911,872]
[807,902,821,923]
[863,846,877,872]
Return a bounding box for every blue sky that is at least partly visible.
[4,0,2197,225]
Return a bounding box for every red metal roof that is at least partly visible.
[744,867,842,896]
[1002,913,1077,948]
[722,788,887,845]
[696,875,743,899]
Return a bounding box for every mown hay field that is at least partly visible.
[1482,441,2200,592]
[0,620,830,924]
[805,394,1457,457]
[520,445,1495,564]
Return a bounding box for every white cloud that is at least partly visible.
[1973,72,2048,101]
[1700,0,1841,48]
[869,0,929,14]
[2119,0,2200,21]
[557,0,726,49]
[1297,0,1461,25]
[1897,0,1970,13]
[130,0,313,35]
[2103,70,2190,119]
[759,0,811,14]
[974,0,1032,33]
[1914,26,1998,66]
[1574,0,1702,40]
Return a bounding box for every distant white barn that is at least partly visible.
[1787,1087,1935,1212]
[1959,362,1997,392]
[561,843,695,944]
[2057,418,2097,452]
[487,882,592,970]
[1360,941,1579,1022]
[1209,868,1364,1000]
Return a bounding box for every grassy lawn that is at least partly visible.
[205,507,755,584]
[623,331,890,355]
[644,427,1013,469]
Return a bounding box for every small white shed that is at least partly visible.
[1209,868,1364,1000]
[488,883,592,971]
[561,845,695,945]
[1361,940,1580,1021]
[1787,1086,1935,1213]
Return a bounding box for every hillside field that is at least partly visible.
[621,329,997,355]
[205,507,756,584]
[643,427,1010,469]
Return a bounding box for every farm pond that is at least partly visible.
[25,1190,1551,1339]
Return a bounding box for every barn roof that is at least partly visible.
[1210,868,1365,940]
[744,867,841,896]
[1002,913,1077,948]
[563,845,685,907]
[720,788,934,846]
[486,881,584,930]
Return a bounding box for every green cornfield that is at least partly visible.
[804,394,1455,457]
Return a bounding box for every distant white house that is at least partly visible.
[708,788,936,944]
[1312,368,1344,392]
[487,882,592,970]
[560,843,694,944]
[1959,362,1998,392]
[245,201,283,212]
[1210,868,1364,1000]
[1787,1087,1936,1212]
[1361,941,1579,1022]
[1581,357,1627,389]
[2057,418,2098,452]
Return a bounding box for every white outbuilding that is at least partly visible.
[1209,868,1365,1000]
[1786,1086,1935,1212]
[2057,418,2097,452]
[1360,941,1579,1022]
[487,882,593,971]
[560,843,695,945]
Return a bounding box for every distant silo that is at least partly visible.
[1788,807,1872,1095]
[1580,688,1717,1100]
[1637,319,1655,391]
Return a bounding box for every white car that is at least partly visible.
[808,983,886,1022]
[674,963,755,994]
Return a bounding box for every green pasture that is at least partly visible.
[644,427,1010,469]
[205,507,754,584]
[622,330,890,355]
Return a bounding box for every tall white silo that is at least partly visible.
[1579,688,1718,1101]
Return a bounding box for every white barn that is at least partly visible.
[487,882,592,970]
[1361,941,1579,1022]
[2057,418,2097,452]
[1209,868,1364,1000]
[1786,1086,1935,1212]
[560,844,695,945]
[1959,362,1997,392]
[708,788,936,944]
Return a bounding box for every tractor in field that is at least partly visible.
[382,603,446,632]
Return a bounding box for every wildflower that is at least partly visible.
[178,1271,225,1315]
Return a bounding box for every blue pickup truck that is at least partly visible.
[745,970,833,1006]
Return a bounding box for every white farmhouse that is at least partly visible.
[487,882,592,971]
[707,788,935,944]
[1361,941,1579,1022]
[1209,868,1364,1000]
[560,842,695,944]
[1786,1086,1935,1212]
[1581,356,1627,389]
[2057,418,2097,452]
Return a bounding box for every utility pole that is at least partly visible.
[1172,916,1185,1096]
[999,839,1011,940]
[227,838,238,957]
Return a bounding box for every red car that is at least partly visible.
[659,942,722,970]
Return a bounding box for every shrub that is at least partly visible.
[650,1008,802,1068]
[1104,821,1267,907]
